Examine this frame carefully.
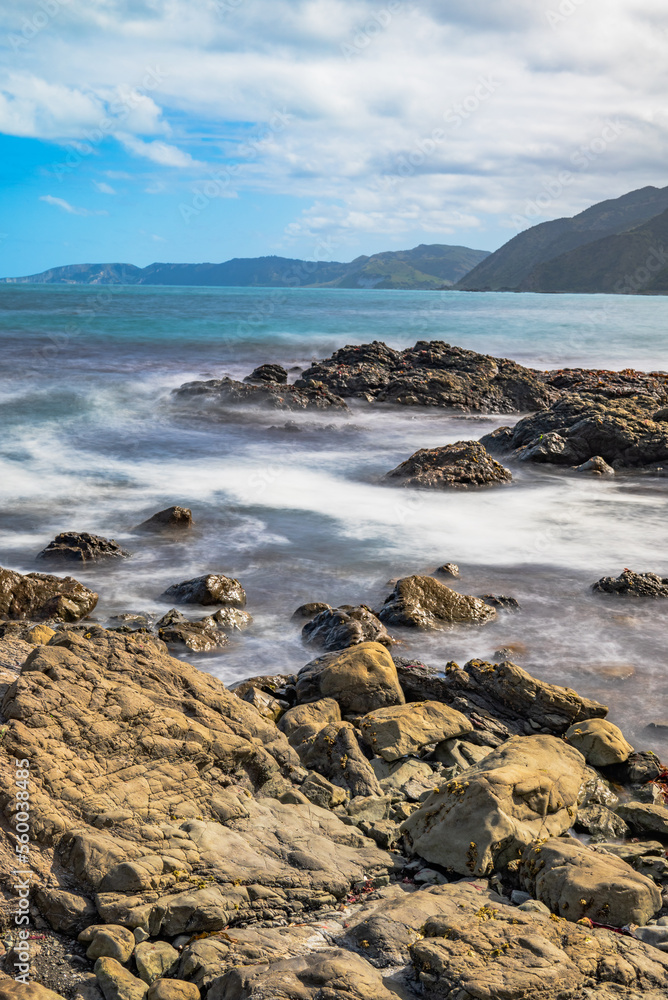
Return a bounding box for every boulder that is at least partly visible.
[135,941,179,984]
[136,507,193,532]
[0,986,69,1000]
[520,837,662,926]
[81,924,136,962]
[278,698,341,744]
[574,455,615,475]
[291,601,332,620]
[402,734,587,875]
[161,574,246,607]
[295,642,405,715]
[617,801,668,838]
[147,985,199,1000]
[574,803,628,840]
[299,770,348,809]
[435,562,459,577]
[603,750,664,785]
[172,376,348,414]
[565,718,633,765]
[155,610,228,652]
[377,575,496,629]
[37,531,129,564]
[94,958,148,1000]
[301,605,393,652]
[359,701,472,761]
[34,886,97,934]
[0,566,98,621]
[384,440,512,489]
[298,722,383,798]
[207,948,397,1000]
[244,363,288,384]
[209,607,252,630]
[593,568,668,597]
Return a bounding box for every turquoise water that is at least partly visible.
[0,285,667,749]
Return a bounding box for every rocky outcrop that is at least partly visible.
[243,364,288,385]
[161,574,246,607]
[617,802,668,838]
[301,605,393,652]
[401,735,587,875]
[296,340,558,412]
[155,609,229,652]
[377,576,497,629]
[135,507,193,533]
[565,718,634,765]
[593,569,668,598]
[0,567,98,621]
[295,642,405,715]
[520,837,662,926]
[37,532,129,564]
[358,701,472,761]
[172,376,348,414]
[297,722,383,798]
[384,440,512,489]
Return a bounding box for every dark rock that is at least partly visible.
[574,803,628,840]
[384,440,512,489]
[0,566,98,621]
[435,562,459,577]
[593,568,668,597]
[302,605,393,652]
[162,573,246,607]
[172,376,348,413]
[136,506,193,532]
[156,609,229,652]
[377,575,497,629]
[601,750,665,786]
[291,601,332,621]
[38,532,129,564]
[243,363,288,385]
[478,594,520,611]
[231,672,297,703]
[574,455,615,475]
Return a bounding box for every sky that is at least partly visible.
[0,0,667,277]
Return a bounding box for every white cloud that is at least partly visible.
[93,181,116,194]
[117,133,203,168]
[40,195,107,216]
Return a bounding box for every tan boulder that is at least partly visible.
[402,734,586,875]
[298,722,383,798]
[80,924,135,963]
[95,957,148,1000]
[295,642,404,715]
[135,941,179,983]
[147,984,199,1000]
[0,985,68,1000]
[359,700,472,761]
[566,718,633,765]
[377,575,496,629]
[278,697,341,745]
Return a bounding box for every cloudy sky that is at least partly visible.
[1,0,667,275]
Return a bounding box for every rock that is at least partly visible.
[395,658,608,736]
[0,986,69,1000]
[301,605,393,652]
[575,455,615,475]
[147,985,198,1000]
[136,507,193,532]
[566,718,634,765]
[617,802,668,837]
[38,532,129,564]
[291,601,332,621]
[295,642,405,715]
[209,608,252,630]
[244,363,288,384]
[384,440,512,488]
[479,593,520,610]
[372,757,435,799]
[231,672,296,702]
[172,376,349,414]
[603,750,664,785]
[80,925,136,963]
[377,575,497,629]
[161,574,246,607]
[596,841,666,864]
[135,941,179,984]
[575,803,629,840]
[359,701,472,761]
[347,795,392,824]
[94,958,148,1000]
[296,340,558,413]
[0,566,98,621]
[237,685,284,723]
[34,886,97,934]
[636,925,668,952]
[402,734,587,875]
[300,770,348,809]
[208,949,396,1000]
[520,837,662,926]
[435,562,459,577]
[156,609,228,652]
[278,698,341,745]
[298,722,383,798]
[593,568,668,597]
[432,738,491,770]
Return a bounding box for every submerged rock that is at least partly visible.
[243,363,288,384]
[135,506,193,533]
[296,641,405,715]
[0,566,98,621]
[377,575,497,629]
[435,562,459,577]
[402,734,586,876]
[384,440,512,489]
[593,568,668,597]
[301,605,393,652]
[38,531,129,564]
[162,573,246,607]
[172,376,348,414]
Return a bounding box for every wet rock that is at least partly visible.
[208,949,397,1000]
[395,658,608,736]
[575,455,615,475]
[603,749,664,785]
[593,568,668,597]
[0,567,98,621]
[236,686,283,723]
[301,605,393,652]
[402,734,586,875]
[520,837,662,926]
[156,609,229,652]
[38,532,129,564]
[244,363,288,384]
[566,718,634,766]
[384,440,512,489]
[80,925,135,963]
[479,593,520,610]
[298,722,383,798]
[575,803,628,840]
[435,562,459,577]
[230,672,296,703]
[208,607,252,630]
[94,958,147,1000]
[377,575,497,629]
[136,507,193,533]
[172,376,349,413]
[135,941,179,984]
[617,802,668,838]
[278,698,341,746]
[291,601,332,621]
[359,701,472,761]
[296,641,405,715]
[162,574,246,607]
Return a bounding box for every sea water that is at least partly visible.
[1,284,667,750]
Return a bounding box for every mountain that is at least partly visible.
[0,244,490,290]
[457,185,668,292]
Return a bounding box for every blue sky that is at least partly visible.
[1,0,667,277]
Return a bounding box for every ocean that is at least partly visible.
[1,284,667,751]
